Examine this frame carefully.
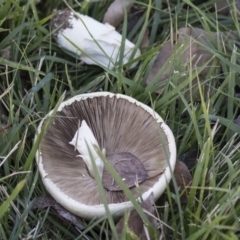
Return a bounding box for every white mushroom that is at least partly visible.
[50,9,141,69]
[35,92,176,220]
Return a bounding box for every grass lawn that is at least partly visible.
[0,0,240,239]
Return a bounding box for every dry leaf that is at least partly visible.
[102,152,148,191]
[170,160,192,204]
[103,0,133,28]
[147,27,238,97]
[32,195,85,230]
[113,193,159,240]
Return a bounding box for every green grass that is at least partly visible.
[1,0,240,239]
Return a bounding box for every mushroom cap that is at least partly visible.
[35,92,176,220]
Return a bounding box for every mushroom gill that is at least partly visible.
[40,95,170,205]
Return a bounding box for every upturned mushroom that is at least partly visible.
[50,9,141,69]
[35,92,176,220]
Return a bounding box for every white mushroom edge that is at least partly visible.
[35,92,177,220]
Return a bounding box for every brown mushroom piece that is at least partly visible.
[35,92,176,220]
[113,193,159,240]
[102,0,133,28]
[169,160,192,204]
[147,27,238,98]
[215,0,240,16]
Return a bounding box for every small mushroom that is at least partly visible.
[1,46,11,60]
[114,193,159,240]
[50,9,141,69]
[103,0,133,28]
[147,27,238,97]
[147,27,215,96]
[215,0,240,16]
[169,160,192,204]
[35,92,176,220]
[0,101,7,120]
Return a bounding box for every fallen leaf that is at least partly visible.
[170,160,192,204]
[102,152,148,191]
[32,195,85,230]
[103,0,133,28]
[113,193,159,240]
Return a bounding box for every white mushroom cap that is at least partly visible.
[50,10,141,69]
[35,92,176,220]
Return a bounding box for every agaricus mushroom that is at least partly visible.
[50,9,141,69]
[147,27,238,98]
[35,92,176,220]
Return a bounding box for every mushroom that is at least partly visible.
[50,9,141,69]
[147,27,238,98]
[114,193,159,239]
[0,101,7,120]
[102,0,133,28]
[35,92,176,220]
[215,0,240,16]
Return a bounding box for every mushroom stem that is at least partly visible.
[51,10,141,69]
[69,120,104,179]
